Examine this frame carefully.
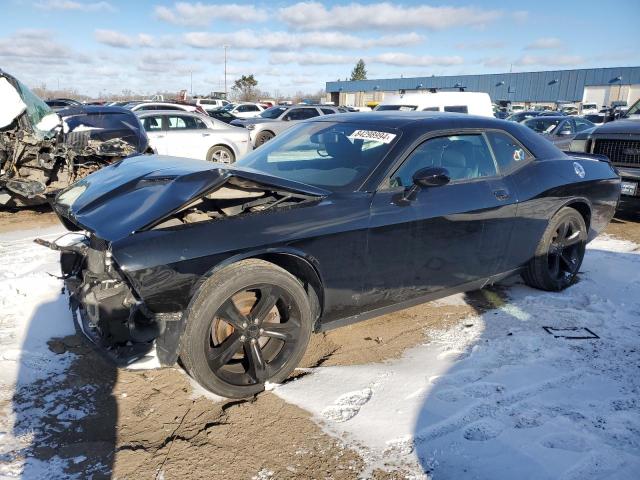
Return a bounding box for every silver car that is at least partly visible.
[137,110,251,163]
[522,116,595,150]
[231,105,341,148]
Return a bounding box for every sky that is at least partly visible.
[1,0,639,98]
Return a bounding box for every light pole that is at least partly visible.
[190,70,193,97]
[223,44,229,97]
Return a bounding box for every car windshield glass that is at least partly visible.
[15,79,58,137]
[524,118,561,133]
[375,105,418,111]
[235,121,399,191]
[260,106,287,119]
[624,99,640,117]
[221,104,235,111]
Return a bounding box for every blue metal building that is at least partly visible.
[326,66,640,106]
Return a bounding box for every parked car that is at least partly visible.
[506,111,543,122]
[0,70,149,207]
[127,102,207,115]
[45,98,82,111]
[137,110,251,163]
[231,105,341,147]
[376,91,494,117]
[582,103,599,115]
[221,102,264,118]
[570,98,640,208]
[208,109,240,125]
[42,111,619,398]
[523,116,595,149]
[195,98,230,112]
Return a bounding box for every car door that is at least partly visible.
[363,132,517,310]
[140,114,167,154]
[164,114,211,159]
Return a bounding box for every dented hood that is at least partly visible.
[53,154,329,240]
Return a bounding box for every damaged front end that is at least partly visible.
[0,70,147,208]
[39,155,328,366]
[36,233,168,366]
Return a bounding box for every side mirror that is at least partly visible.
[398,167,450,205]
[283,116,291,121]
[412,167,451,188]
[558,129,573,136]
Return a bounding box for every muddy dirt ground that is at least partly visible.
[2,206,640,479]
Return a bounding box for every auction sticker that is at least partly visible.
[348,130,397,144]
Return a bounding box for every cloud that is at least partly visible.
[279,2,502,31]
[481,56,508,68]
[512,10,529,22]
[34,0,115,12]
[455,40,505,50]
[525,37,562,50]
[0,29,77,62]
[94,30,171,49]
[270,51,464,67]
[514,54,585,67]
[155,2,266,27]
[371,52,464,67]
[184,30,424,50]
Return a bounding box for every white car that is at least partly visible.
[195,98,230,112]
[376,91,494,117]
[221,102,264,118]
[137,110,251,163]
[128,102,206,115]
[581,103,599,115]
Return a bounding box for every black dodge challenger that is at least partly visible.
[41,112,620,398]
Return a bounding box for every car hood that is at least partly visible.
[52,154,329,241]
[592,118,640,135]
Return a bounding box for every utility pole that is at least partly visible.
[223,44,229,97]
[190,71,193,97]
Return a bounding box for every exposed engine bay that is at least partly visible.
[152,178,319,229]
[0,71,146,208]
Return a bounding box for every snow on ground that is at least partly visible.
[0,226,80,479]
[275,235,640,479]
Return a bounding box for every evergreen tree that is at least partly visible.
[350,59,367,81]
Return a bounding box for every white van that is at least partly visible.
[375,91,494,117]
[581,103,599,115]
[196,98,230,112]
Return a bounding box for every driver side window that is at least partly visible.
[391,134,497,188]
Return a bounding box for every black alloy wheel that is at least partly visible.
[206,285,302,387]
[180,259,313,398]
[522,207,587,291]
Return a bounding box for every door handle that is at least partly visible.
[156,135,165,138]
[202,133,210,137]
[493,189,510,201]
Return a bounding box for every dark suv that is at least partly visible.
[570,98,640,208]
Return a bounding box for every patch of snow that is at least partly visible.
[276,236,640,478]
[35,112,62,132]
[0,227,79,478]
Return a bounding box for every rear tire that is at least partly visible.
[522,207,587,291]
[255,131,275,148]
[206,145,234,164]
[180,259,313,399]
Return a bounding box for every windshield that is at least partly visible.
[524,118,562,133]
[260,106,288,119]
[15,79,58,136]
[583,104,597,109]
[222,104,236,112]
[624,99,640,118]
[375,104,418,111]
[235,121,399,191]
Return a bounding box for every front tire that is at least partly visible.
[255,131,275,148]
[180,259,313,398]
[206,145,235,164]
[522,207,587,291]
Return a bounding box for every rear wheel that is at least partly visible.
[180,259,313,398]
[255,131,275,148]
[522,207,587,291]
[206,145,235,164]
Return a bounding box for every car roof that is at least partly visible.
[136,109,204,116]
[525,115,567,121]
[309,111,505,129]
